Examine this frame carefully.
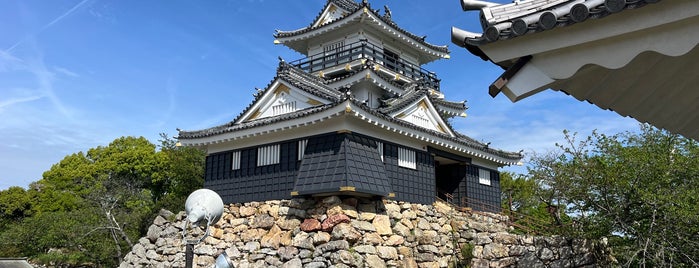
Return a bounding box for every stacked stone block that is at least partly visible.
[121,196,606,267]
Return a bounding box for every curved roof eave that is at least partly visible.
[179,99,523,166]
[275,5,450,63]
[326,65,407,96]
[344,100,523,165]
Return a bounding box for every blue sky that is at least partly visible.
[0,0,639,190]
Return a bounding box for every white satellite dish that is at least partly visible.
[185,189,224,227]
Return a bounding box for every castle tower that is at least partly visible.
[178,0,522,212]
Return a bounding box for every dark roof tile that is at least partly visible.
[459,0,661,46]
[275,1,449,54]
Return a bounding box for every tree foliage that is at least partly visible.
[521,125,699,267]
[0,134,205,267]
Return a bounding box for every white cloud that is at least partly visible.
[6,0,92,53]
[0,50,27,71]
[0,91,45,112]
[53,66,79,77]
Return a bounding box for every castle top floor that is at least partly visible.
[273,0,450,90]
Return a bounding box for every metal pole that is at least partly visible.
[185,240,195,268]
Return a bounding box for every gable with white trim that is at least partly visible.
[312,3,351,28]
[237,81,332,123]
[391,97,454,136]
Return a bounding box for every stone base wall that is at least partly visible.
[120,196,608,267]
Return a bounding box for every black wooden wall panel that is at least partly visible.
[204,141,298,204]
[201,132,501,212]
[383,143,435,205]
[464,165,501,213]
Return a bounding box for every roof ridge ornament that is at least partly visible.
[383,5,392,21]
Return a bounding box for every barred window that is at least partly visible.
[298,139,308,160]
[257,144,280,166]
[478,168,491,186]
[398,147,416,169]
[231,151,241,170]
[377,141,384,162]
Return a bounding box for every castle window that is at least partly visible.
[257,144,280,166]
[323,40,345,54]
[377,141,384,162]
[231,151,241,170]
[478,168,491,186]
[383,48,400,72]
[298,139,308,160]
[398,147,416,169]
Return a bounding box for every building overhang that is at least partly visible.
[179,100,522,166]
[454,0,699,140]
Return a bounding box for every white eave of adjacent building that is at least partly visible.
[179,100,521,166]
[274,6,450,64]
[468,0,699,140]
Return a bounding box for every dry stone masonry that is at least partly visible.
[121,196,609,267]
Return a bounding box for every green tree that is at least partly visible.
[525,125,699,267]
[0,135,206,266]
[500,171,536,214]
[152,133,206,212]
[500,171,569,235]
[0,186,33,221]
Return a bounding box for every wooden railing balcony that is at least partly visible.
[289,41,441,89]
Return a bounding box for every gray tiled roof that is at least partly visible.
[432,98,468,112]
[304,0,362,29]
[329,0,362,13]
[378,85,466,117]
[178,103,337,139]
[224,61,342,127]
[455,0,662,47]
[179,97,521,161]
[378,86,428,114]
[274,0,449,54]
[353,99,522,161]
[277,61,344,101]
[178,60,521,162]
[325,63,406,92]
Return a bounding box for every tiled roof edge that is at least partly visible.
[275,1,449,54]
[178,103,338,139]
[463,0,661,46]
[350,99,523,161]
